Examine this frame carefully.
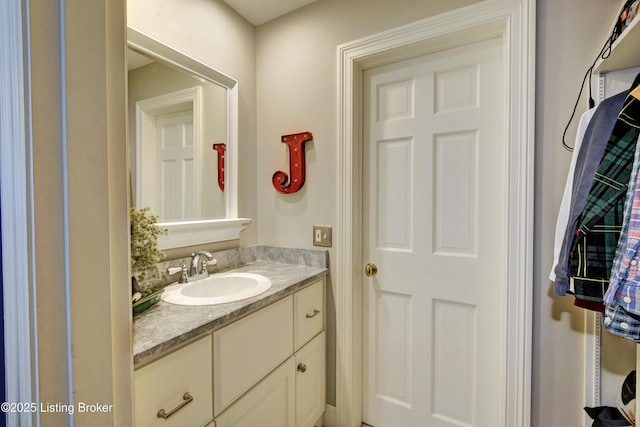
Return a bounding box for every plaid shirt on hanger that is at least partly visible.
[570,92,640,310]
[603,127,640,341]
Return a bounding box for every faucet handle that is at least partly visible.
[180,265,189,283]
[166,265,189,283]
[200,258,217,277]
[167,266,183,275]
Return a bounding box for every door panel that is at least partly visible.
[363,36,505,427]
[433,131,477,256]
[377,138,413,251]
[155,109,195,220]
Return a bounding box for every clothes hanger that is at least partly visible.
[561,0,635,151]
[561,37,615,151]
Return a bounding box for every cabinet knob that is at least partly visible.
[297,363,307,373]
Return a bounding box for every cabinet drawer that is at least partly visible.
[214,357,296,427]
[214,296,293,415]
[294,280,324,350]
[134,335,212,427]
[296,332,326,427]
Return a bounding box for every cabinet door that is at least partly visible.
[294,280,324,351]
[296,332,326,427]
[214,357,296,427]
[134,335,213,427]
[214,295,293,415]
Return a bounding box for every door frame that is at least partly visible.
[335,1,535,426]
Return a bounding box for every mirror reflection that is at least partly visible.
[128,49,227,221]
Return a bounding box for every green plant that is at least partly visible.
[130,207,167,292]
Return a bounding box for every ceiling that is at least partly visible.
[222,0,318,25]
[128,0,319,69]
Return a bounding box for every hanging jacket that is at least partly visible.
[554,90,629,296]
[569,91,640,310]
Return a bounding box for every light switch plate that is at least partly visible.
[313,225,332,247]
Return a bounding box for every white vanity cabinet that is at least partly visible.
[214,279,326,427]
[133,335,213,427]
[213,295,294,415]
[133,277,326,427]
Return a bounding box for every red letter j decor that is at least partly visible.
[212,143,226,191]
[272,132,313,194]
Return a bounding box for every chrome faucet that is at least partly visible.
[168,251,217,283]
[188,251,215,281]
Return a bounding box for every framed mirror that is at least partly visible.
[127,27,250,249]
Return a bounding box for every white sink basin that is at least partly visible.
[161,273,272,306]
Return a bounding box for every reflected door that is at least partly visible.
[363,37,506,426]
[155,108,195,221]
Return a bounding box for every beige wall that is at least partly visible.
[29,0,133,425]
[28,2,70,425]
[255,0,479,249]
[67,0,133,425]
[255,0,482,409]
[128,0,258,246]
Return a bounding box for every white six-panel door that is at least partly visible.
[155,109,195,221]
[363,36,506,427]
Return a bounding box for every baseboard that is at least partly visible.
[324,404,337,427]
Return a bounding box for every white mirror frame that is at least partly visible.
[127,27,251,249]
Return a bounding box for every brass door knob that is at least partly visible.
[365,263,378,277]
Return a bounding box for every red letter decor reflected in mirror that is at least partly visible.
[272,132,313,194]
[213,143,226,192]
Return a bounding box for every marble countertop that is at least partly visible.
[133,259,328,366]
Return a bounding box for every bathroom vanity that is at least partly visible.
[132,247,328,427]
[127,27,329,426]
